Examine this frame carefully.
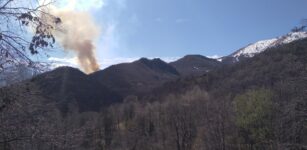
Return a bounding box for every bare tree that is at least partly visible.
[291,19,307,33]
[291,26,306,32]
[0,0,60,73]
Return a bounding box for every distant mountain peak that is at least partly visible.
[224,31,307,63]
[170,54,221,76]
[53,66,83,72]
[134,57,179,75]
[42,66,86,77]
[89,57,179,97]
[184,54,205,58]
[182,54,212,60]
[137,57,164,63]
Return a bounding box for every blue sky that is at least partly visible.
[50,0,307,68]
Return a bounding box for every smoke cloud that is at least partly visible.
[52,11,100,73]
[41,0,102,73]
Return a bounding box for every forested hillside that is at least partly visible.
[1,38,306,150]
[0,0,306,149]
[143,38,307,149]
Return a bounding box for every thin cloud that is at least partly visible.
[48,57,79,68]
[175,18,188,23]
[207,55,221,59]
[155,17,163,22]
[130,14,140,24]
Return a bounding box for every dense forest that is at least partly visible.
[1,39,307,150]
[0,0,306,149]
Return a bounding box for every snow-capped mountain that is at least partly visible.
[221,31,307,63]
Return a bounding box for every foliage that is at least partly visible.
[234,89,274,144]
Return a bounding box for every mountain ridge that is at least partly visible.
[220,31,307,63]
[170,55,222,76]
[3,31,307,112]
[30,66,121,112]
[90,57,180,97]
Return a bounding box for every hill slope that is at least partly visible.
[148,38,307,103]
[170,55,222,76]
[145,39,307,146]
[30,67,121,112]
[90,58,180,97]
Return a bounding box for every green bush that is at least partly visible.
[234,88,274,144]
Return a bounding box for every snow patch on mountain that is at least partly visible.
[231,31,307,60]
[233,39,278,58]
